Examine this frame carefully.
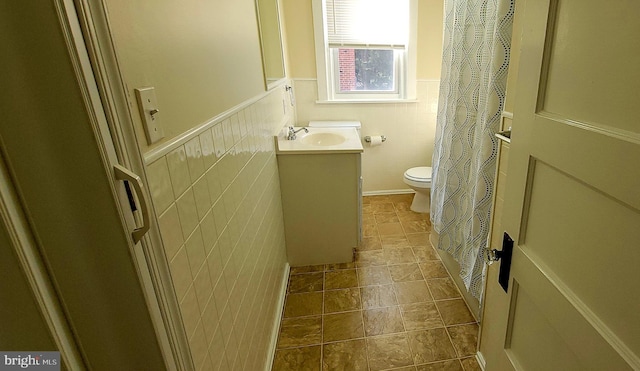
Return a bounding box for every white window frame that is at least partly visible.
[312,0,418,103]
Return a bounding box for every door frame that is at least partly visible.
[62,0,193,369]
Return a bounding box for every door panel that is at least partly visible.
[540,0,640,133]
[506,270,631,371]
[507,282,582,371]
[482,0,640,369]
[520,160,640,353]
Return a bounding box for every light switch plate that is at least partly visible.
[134,87,164,144]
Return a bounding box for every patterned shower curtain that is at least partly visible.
[431,0,514,300]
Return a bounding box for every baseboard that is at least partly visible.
[265,262,290,371]
[476,351,487,370]
[362,189,415,196]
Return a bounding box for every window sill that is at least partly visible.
[315,98,419,104]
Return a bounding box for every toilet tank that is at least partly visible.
[308,121,361,136]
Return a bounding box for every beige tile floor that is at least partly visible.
[272,195,481,371]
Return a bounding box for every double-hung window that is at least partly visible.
[312,0,417,102]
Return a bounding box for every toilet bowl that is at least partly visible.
[403,166,432,213]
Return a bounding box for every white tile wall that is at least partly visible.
[170,246,192,300]
[185,226,206,274]
[199,129,217,170]
[167,146,191,199]
[145,86,293,371]
[185,136,205,183]
[158,204,184,260]
[146,157,174,213]
[177,189,199,239]
[193,177,212,220]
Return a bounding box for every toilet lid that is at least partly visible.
[405,167,432,181]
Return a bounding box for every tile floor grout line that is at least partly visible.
[358,293,372,371]
[436,294,467,361]
[390,206,414,369]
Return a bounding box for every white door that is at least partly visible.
[1,1,180,368]
[484,0,640,370]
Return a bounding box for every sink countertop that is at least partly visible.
[275,127,364,155]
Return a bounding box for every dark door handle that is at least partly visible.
[487,232,514,293]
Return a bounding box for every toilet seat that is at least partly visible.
[403,167,432,188]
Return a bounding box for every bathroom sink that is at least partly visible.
[300,132,346,146]
[275,126,363,154]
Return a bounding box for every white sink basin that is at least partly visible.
[275,127,363,154]
[300,132,347,146]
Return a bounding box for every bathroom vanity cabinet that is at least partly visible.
[277,153,362,266]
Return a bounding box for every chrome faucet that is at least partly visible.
[287,126,308,140]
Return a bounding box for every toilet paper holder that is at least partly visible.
[364,135,386,143]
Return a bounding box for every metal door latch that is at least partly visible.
[487,248,504,263]
[486,232,514,293]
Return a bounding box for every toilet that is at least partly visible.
[403,167,432,213]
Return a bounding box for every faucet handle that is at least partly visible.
[286,126,308,140]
